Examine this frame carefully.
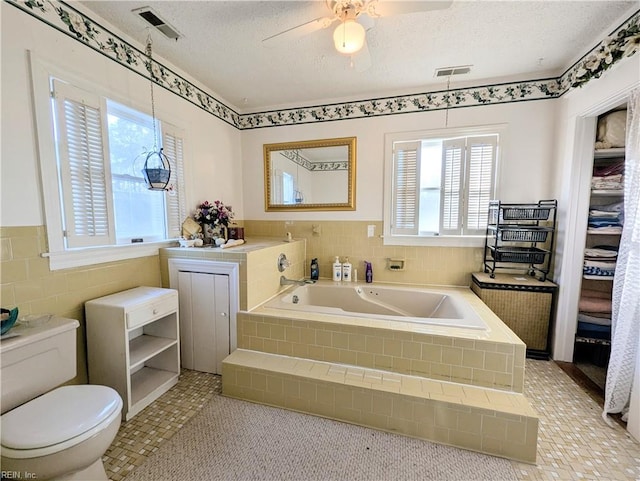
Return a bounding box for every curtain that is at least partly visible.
[603,87,640,423]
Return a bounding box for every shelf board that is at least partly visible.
[586,231,622,235]
[130,366,179,406]
[594,147,625,159]
[129,335,178,371]
[590,189,623,196]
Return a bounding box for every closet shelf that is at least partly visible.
[593,147,625,159]
[590,189,624,197]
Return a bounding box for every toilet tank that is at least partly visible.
[0,317,79,414]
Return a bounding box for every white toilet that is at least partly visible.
[0,317,123,480]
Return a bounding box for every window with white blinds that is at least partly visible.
[53,80,115,248]
[465,136,498,234]
[392,141,421,235]
[386,129,500,241]
[163,127,187,239]
[50,78,186,250]
[440,138,465,234]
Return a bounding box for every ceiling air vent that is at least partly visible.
[133,7,182,40]
[435,65,472,77]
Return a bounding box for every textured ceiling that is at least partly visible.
[79,1,638,112]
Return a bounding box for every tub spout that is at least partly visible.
[280,276,316,286]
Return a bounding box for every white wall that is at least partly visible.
[241,100,558,220]
[0,3,243,227]
[310,170,347,204]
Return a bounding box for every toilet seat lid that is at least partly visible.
[1,385,122,450]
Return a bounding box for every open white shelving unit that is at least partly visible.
[85,286,180,420]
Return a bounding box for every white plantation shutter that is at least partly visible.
[392,141,421,235]
[53,80,115,248]
[384,128,501,243]
[465,135,497,234]
[440,138,465,235]
[162,125,187,238]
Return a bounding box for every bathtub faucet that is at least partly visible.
[280,276,316,286]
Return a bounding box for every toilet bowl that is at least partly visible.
[1,385,123,481]
[0,385,122,481]
[0,317,123,481]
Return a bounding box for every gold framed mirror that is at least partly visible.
[264,136,356,211]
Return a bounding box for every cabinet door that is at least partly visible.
[191,272,217,373]
[176,271,230,374]
[177,270,196,370]
[213,274,230,373]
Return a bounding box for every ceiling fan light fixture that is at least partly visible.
[333,19,365,55]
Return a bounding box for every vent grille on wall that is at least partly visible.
[435,65,472,77]
[133,7,182,40]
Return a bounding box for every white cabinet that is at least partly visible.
[177,271,230,374]
[168,259,239,375]
[85,287,180,421]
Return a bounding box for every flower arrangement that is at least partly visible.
[193,200,234,227]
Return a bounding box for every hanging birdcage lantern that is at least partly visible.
[141,32,172,191]
[142,148,171,191]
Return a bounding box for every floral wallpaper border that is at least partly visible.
[7,0,640,130]
[280,150,348,171]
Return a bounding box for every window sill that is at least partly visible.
[382,235,485,248]
[42,240,178,271]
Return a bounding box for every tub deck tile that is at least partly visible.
[222,349,539,463]
[240,301,526,392]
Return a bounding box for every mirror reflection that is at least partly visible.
[264,137,356,211]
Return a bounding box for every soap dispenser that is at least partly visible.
[310,258,319,280]
[332,256,342,282]
[342,257,352,282]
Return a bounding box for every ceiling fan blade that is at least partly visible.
[357,12,376,31]
[366,0,453,18]
[262,16,336,48]
[352,40,372,72]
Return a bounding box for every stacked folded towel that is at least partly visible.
[591,160,624,190]
[577,288,612,340]
[583,245,618,279]
[587,201,624,234]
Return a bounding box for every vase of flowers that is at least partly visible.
[193,200,234,245]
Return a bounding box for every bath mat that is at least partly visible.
[127,394,518,481]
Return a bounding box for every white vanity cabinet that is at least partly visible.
[85,287,180,421]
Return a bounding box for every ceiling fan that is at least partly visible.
[262,0,453,71]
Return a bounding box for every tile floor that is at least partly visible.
[103,370,221,480]
[104,361,640,481]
